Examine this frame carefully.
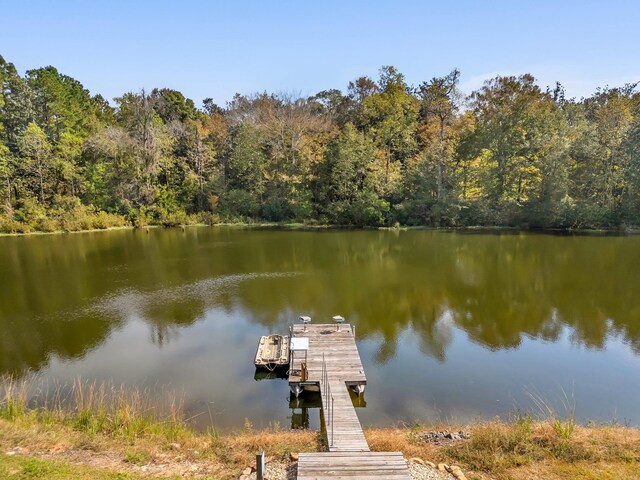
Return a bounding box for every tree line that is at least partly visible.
[1,54,639,233]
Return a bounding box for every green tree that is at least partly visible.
[115,90,172,204]
[361,66,418,195]
[0,140,14,208]
[575,85,637,218]
[26,66,103,142]
[225,92,330,220]
[347,76,379,127]
[322,123,388,225]
[622,114,640,223]
[465,75,569,224]
[187,123,216,210]
[417,69,461,203]
[18,122,52,203]
[150,88,199,124]
[310,88,354,128]
[83,126,137,210]
[0,57,34,154]
[54,132,83,197]
[226,123,267,196]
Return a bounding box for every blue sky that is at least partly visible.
[1,0,638,107]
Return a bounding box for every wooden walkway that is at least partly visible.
[297,452,412,480]
[320,377,369,452]
[288,323,410,479]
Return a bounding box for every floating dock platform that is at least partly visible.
[288,323,366,397]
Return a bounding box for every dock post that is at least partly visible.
[256,451,265,480]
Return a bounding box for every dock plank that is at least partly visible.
[297,452,411,479]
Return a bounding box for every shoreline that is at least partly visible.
[0,225,136,237]
[1,221,639,238]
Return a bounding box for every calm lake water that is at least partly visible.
[1,228,639,430]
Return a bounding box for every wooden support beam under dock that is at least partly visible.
[288,323,411,479]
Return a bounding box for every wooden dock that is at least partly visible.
[288,323,411,479]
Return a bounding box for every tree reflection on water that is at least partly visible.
[1,228,638,375]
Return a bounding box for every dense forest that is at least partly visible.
[1,54,639,233]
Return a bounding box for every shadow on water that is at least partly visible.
[288,393,323,430]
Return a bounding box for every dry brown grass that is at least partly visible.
[366,421,640,480]
[1,418,639,480]
[222,429,318,469]
[0,417,317,480]
[0,374,187,441]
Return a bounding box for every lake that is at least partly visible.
[1,227,639,430]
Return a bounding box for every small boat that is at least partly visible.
[254,335,289,371]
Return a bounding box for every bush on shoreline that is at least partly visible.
[1,196,128,234]
[2,202,638,236]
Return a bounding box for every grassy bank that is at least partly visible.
[1,377,639,479]
[1,416,638,480]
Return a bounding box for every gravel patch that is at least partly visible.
[243,459,457,480]
[247,460,293,480]
[409,462,455,480]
